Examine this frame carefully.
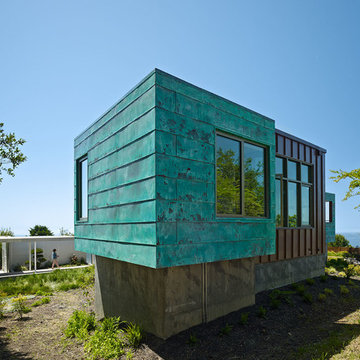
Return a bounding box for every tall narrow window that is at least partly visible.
[275,156,313,228]
[325,201,332,223]
[216,133,267,218]
[78,157,88,220]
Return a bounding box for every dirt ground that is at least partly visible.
[0,276,360,360]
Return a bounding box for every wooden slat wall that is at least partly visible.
[256,130,326,264]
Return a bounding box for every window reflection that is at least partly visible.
[244,143,265,217]
[301,186,310,226]
[276,179,282,226]
[288,161,297,180]
[301,164,310,183]
[288,182,297,227]
[275,157,283,176]
[216,135,241,214]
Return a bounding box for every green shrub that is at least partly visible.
[12,294,31,319]
[318,293,326,302]
[64,310,96,340]
[306,278,315,286]
[29,225,53,236]
[344,265,356,279]
[125,322,143,347]
[340,285,350,296]
[320,275,327,282]
[239,312,249,325]
[354,265,360,275]
[187,333,199,346]
[219,323,233,336]
[0,298,4,319]
[257,306,267,318]
[295,284,306,296]
[31,296,50,307]
[325,267,337,275]
[324,288,333,296]
[338,271,346,278]
[302,293,313,304]
[84,317,125,359]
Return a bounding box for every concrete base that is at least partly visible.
[255,254,326,293]
[95,255,255,339]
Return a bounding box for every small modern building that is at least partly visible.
[74,69,335,338]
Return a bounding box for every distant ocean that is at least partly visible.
[342,232,360,248]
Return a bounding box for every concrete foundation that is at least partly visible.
[255,254,326,293]
[95,255,255,339]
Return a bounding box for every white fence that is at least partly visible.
[0,236,90,273]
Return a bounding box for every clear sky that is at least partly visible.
[0,0,359,235]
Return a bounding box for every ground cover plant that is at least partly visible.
[0,266,94,296]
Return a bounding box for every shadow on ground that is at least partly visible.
[142,276,360,360]
[0,326,33,360]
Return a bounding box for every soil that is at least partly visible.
[0,275,359,360]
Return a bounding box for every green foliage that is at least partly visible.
[219,323,233,336]
[187,333,199,346]
[59,227,74,236]
[239,312,249,325]
[84,317,125,359]
[317,293,326,302]
[257,306,267,318]
[125,322,143,348]
[328,234,350,247]
[320,275,327,282]
[325,266,337,275]
[302,293,313,304]
[31,296,50,307]
[324,288,333,296]
[330,168,360,209]
[294,284,306,296]
[0,298,5,319]
[0,122,26,184]
[12,294,31,319]
[64,310,96,340]
[29,225,53,236]
[0,266,94,296]
[326,257,348,272]
[306,278,315,286]
[0,227,14,236]
[344,264,356,279]
[339,285,349,296]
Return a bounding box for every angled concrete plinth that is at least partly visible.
[95,255,255,339]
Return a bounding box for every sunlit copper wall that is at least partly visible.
[256,129,326,264]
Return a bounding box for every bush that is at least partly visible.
[344,265,356,279]
[64,310,96,340]
[0,227,14,236]
[257,306,267,318]
[328,234,350,247]
[125,322,143,347]
[239,312,249,325]
[219,323,233,336]
[187,334,199,346]
[12,294,31,319]
[324,288,334,296]
[339,285,350,296]
[31,296,50,307]
[318,293,326,302]
[306,278,315,286]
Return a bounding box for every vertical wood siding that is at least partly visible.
[256,130,326,265]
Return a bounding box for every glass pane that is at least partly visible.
[325,201,331,223]
[216,135,241,214]
[275,157,283,176]
[288,182,298,227]
[81,159,88,219]
[301,164,310,183]
[301,186,310,226]
[244,143,265,217]
[287,160,297,180]
[276,179,282,226]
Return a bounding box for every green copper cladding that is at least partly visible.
[74,69,276,268]
[325,192,336,244]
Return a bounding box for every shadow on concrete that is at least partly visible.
[144,276,360,360]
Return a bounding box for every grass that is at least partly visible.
[0,266,94,296]
[31,296,51,307]
[219,323,233,336]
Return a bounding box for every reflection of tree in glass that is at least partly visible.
[216,148,240,214]
[275,214,282,227]
[288,215,297,227]
[244,158,264,217]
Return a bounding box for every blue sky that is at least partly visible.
[0,0,359,235]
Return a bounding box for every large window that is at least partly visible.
[77,157,88,221]
[275,156,313,227]
[216,133,267,217]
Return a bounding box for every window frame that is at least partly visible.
[215,131,269,219]
[275,155,314,229]
[76,155,89,222]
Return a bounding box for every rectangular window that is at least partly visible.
[325,201,332,223]
[77,157,88,221]
[275,156,313,228]
[216,133,267,218]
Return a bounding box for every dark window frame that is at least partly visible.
[275,155,314,228]
[216,131,269,219]
[77,155,88,222]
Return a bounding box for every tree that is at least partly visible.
[0,227,14,236]
[29,225,53,236]
[330,168,360,209]
[59,227,74,236]
[0,123,26,184]
[328,233,350,247]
